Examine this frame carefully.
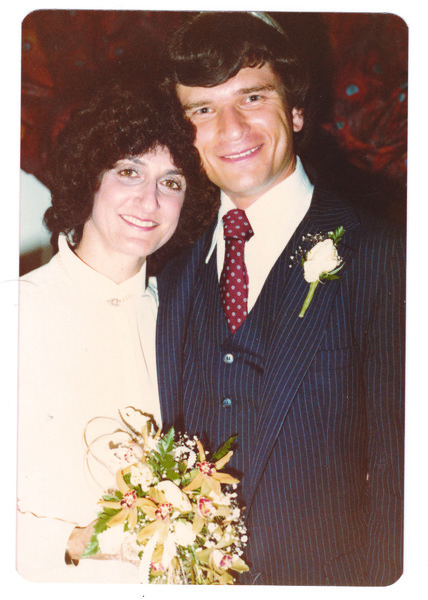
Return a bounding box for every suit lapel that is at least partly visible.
[156,226,215,429]
[246,187,360,509]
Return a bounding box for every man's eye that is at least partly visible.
[247,94,261,103]
[195,107,211,115]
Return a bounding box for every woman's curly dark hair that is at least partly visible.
[44,80,219,275]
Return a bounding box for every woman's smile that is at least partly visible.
[120,214,158,230]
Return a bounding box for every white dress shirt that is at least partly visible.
[17,234,160,582]
[206,157,314,311]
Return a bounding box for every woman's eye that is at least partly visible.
[160,178,183,191]
[165,179,181,190]
[118,168,138,178]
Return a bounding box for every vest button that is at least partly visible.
[223,353,234,364]
[222,397,232,408]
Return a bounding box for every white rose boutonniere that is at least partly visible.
[303,238,339,283]
[291,226,345,318]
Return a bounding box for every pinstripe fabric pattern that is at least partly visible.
[156,185,405,586]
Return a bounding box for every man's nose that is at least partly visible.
[218,106,249,141]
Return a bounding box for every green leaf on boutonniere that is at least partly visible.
[323,263,345,281]
[328,226,345,245]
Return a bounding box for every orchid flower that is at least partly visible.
[183,440,239,496]
[196,545,249,584]
[136,480,191,545]
[98,468,157,530]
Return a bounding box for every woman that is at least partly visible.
[17,82,217,582]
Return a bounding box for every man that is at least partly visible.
[156,12,404,586]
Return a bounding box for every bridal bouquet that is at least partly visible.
[82,408,249,584]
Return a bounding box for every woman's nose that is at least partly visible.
[135,182,159,210]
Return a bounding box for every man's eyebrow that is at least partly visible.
[182,84,278,110]
[182,100,211,111]
[239,84,277,95]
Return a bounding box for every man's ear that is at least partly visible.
[292,108,304,132]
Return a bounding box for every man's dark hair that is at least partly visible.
[44,81,218,274]
[161,12,311,152]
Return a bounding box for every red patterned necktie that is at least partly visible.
[220,209,254,333]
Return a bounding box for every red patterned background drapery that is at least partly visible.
[21,10,408,224]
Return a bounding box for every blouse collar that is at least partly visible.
[57,234,158,305]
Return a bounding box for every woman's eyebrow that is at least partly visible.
[116,158,184,175]
[116,157,146,165]
[164,168,184,176]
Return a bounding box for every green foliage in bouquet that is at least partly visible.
[82,411,249,584]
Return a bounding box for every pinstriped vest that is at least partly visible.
[181,249,284,501]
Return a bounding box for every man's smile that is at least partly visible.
[222,144,263,161]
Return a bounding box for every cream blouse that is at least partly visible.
[17,235,160,582]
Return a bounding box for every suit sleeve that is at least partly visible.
[362,230,405,585]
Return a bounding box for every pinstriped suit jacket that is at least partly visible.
[156,185,405,586]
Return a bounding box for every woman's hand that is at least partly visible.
[66,521,96,563]
[66,521,140,566]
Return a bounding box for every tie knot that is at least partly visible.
[222,209,254,242]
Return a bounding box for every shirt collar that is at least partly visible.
[205,156,313,263]
[57,234,157,303]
